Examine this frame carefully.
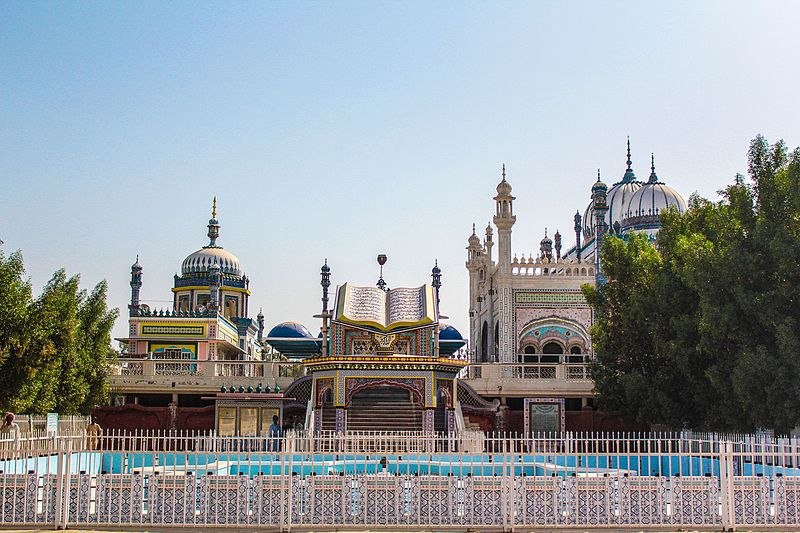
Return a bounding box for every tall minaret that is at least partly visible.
[484,223,494,261]
[554,229,562,260]
[319,259,332,357]
[493,164,516,274]
[129,256,143,317]
[592,170,609,279]
[573,211,582,263]
[431,261,442,357]
[465,224,483,361]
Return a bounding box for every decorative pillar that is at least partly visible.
[423,409,435,435]
[209,262,221,312]
[335,408,346,434]
[592,170,609,281]
[316,260,331,357]
[432,261,441,357]
[498,286,514,362]
[574,211,582,263]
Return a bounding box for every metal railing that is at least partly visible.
[461,362,592,381]
[2,430,800,529]
[111,359,305,379]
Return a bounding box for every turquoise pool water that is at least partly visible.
[2,452,795,479]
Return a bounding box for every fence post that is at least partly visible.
[53,437,65,529]
[719,440,735,531]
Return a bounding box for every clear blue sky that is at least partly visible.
[2,1,799,344]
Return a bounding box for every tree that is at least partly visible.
[585,136,800,432]
[0,251,119,414]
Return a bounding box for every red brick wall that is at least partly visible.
[93,405,214,432]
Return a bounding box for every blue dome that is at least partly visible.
[439,325,464,341]
[267,322,314,339]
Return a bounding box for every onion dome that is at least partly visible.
[267,322,315,339]
[181,247,242,277]
[439,324,467,356]
[621,154,687,231]
[131,255,142,270]
[467,223,481,249]
[496,163,512,195]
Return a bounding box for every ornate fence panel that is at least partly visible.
[64,474,92,524]
[198,474,248,525]
[418,476,452,525]
[616,475,668,525]
[95,473,144,524]
[670,476,720,526]
[148,473,197,524]
[253,474,287,526]
[567,476,614,525]
[773,476,800,525]
[515,475,563,526]
[732,476,770,526]
[362,476,399,525]
[0,473,39,523]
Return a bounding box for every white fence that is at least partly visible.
[1,431,798,529]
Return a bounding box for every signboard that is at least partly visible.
[523,398,565,435]
[46,412,59,435]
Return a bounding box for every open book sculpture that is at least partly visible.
[333,283,436,331]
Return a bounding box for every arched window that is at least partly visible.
[523,345,536,354]
[542,342,564,354]
[570,345,582,354]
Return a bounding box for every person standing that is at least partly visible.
[86,417,102,449]
[0,413,21,450]
[268,415,282,452]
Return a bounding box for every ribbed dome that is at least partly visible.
[267,322,314,339]
[181,247,243,277]
[622,159,686,229]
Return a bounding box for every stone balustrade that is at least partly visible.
[459,362,593,397]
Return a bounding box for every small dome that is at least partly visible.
[439,324,464,340]
[496,164,512,195]
[181,247,243,277]
[267,322,314,339]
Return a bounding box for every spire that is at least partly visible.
[648,153,659,183]
[621,137,637,183]
[502,163,506,180]
[626,137,632,170]
[212,196,217,219]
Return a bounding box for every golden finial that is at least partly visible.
[212,196,217,219]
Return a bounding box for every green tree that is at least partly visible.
[585,136,800,432]
[0,251,118,414]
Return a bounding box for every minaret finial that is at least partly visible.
[212,196,217,219]
[626,137,632,170]
[648,152,659,183]
[544,227,548,238]
[472,223,476,234]
[597,168,601,182]
[502,163,506,180]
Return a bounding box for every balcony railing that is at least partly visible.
[110,359,305,390]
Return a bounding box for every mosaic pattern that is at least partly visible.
[732,476,770,525]
[16,470,800,528]
[499,287,513,361]
[149,474,196,524]
[670,476,720,525]
[515,290,587,305]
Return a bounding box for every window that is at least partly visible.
[570,345,582,354]
[542,342,564,354]
[523,346,536,354]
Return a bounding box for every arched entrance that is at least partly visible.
[346,385,422,432]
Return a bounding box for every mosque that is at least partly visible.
[105,140,686,434]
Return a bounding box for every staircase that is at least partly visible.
[346,386,422,432]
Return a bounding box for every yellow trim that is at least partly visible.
[149,343,197,354]
[137,322,207,337]
[172,285,251,295]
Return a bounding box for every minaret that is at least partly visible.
[484,223,494,261]
[319,259,332,357]
[129,256,143,317]
[573,211,582,263]
[621,137,637,183]
[554,230,562,260]
[493,164,516,274]
[207,196,220,247]
[539,228,553,261]
[209,261,221,313]
[465,224,483,361]
[592,169,609,278]
[257,309,265,341]
[431,261,442,357]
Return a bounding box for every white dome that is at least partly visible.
[625,182,686,226]
[181,247,243,277]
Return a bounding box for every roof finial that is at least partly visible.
[648,152,659,183]
[626,137,632,170]
[502,163,506,180]
[212,196,217,219]
[597,168,601,182]
[544,227,548,238]
[136,254,139,262]
[472,223,476,234]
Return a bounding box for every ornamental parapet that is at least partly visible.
[302,354,470,373]
[459,362,594,398]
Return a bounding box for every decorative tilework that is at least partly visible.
[499,287,513,362]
